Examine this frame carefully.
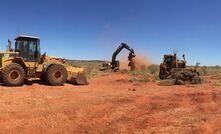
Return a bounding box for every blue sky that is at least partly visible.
[0,0,221,66]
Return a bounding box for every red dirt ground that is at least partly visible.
[0,73,220,134]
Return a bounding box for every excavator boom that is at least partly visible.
[111,43,135,69]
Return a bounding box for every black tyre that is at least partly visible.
[45,64,68,86]
[40,73,46,81]
[2,63,25,86]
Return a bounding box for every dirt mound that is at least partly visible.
[157,79,176,86]
[115,78,131,84]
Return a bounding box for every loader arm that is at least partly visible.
[111,43,135,70]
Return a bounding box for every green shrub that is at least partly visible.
[147,64,159,74]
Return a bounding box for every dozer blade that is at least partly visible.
[67,72,88,85]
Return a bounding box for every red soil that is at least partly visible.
[0,73,220,134]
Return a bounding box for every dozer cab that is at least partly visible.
[159,54,186,79]
[100,43,136,71]
[0,35,88,86]
[159,54,201,84]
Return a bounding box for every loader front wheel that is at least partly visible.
[46,64,67,86]
[2,63,25,86]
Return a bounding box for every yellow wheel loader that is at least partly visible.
[0,35,88,86]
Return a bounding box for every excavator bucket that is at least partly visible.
[129,59,136,71]
[66,66,88,85]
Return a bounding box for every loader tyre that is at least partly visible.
[40,73,46,81]
[2,63,25,86]
[45,64,67,86]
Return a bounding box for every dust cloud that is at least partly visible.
[132,55,152,70]
[120,54,152,70]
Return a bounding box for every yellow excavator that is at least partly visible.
[0,35,88,86]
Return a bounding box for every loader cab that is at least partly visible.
[15,36,41,62]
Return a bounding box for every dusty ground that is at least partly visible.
[0,73,220,134]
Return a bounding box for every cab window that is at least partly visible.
[29,41,37,55]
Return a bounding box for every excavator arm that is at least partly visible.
[111,43,136,71]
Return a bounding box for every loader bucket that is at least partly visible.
[65,65,88,85]
[67,72,88,85]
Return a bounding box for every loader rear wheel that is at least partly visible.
[45,64,67,86]
[2,63,25,86]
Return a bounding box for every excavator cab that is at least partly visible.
[15,36,41,62]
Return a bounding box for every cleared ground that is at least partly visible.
[0,72,220,134]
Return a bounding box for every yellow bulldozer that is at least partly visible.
[0,35,88,86]
[159,53,201,84]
